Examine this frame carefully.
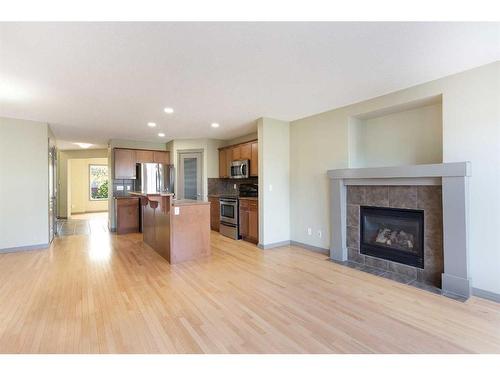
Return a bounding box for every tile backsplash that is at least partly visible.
[113,179,135,196]
[208,177,258,196]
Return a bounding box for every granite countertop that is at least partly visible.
[208,194,258,201]
[129,191,175,197]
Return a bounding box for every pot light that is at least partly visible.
[74,143,92,149]
[164,107,174,114]
[0,78,32,101]
[147,122,157,128]
[158,133,165,137]
[211,123,220,128]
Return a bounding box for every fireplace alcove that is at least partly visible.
[327,162,471,299]
[360,206,424,269]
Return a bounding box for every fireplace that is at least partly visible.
[360,206,424,268]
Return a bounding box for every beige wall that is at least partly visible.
[349,102,443,168]
[290,61,500,294]
[0,117,49,249]
[69,158,108,214]
[258,118,290,246]
[57,148,108,218]
[222,132,258,147]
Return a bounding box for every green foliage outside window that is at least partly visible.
[90,165,109,200]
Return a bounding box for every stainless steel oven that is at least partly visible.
[230,160,249,179]
[219,197,239,239]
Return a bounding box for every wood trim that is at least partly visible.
[113,147,168,152]
[218,139,257,151]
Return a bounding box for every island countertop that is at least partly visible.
[129,191,174,197]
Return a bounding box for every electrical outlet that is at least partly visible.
[174,207,180,215]
[307,227,312,235]
[269,184,273,192]
[233,184,237,190]
[317,230,322,238]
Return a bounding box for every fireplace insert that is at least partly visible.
[360,206,424,268]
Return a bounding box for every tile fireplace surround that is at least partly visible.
[327,162,471,299]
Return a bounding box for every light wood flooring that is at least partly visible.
[0,230,499,353]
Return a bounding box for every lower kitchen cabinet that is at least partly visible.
[239,198,258,243]
[115,197,140,234]
[208,196,220,231]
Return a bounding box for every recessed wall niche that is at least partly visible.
[348,95,443,168]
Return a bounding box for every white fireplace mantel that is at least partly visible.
[327,162,472,299]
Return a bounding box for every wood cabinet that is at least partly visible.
[240,143,251,160]
[225,148,232,176]
[218,139,258,178]
[231,146,241,161]
[114,148,137,179]
[250,142,258,177]
[135,150,154,163]
[239,198,258,243]
[115,197,140,234]
[219,149,228,178]
[153,151,169,164]
[208,196,220,231]
[114,148,170,179]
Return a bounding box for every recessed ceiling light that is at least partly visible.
[74,142,92,149]
[147,122,157,128]
[164,107,174,114]
[158,133,165,137]
[211,123,220,128]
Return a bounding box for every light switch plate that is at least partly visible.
[174,207,180,215]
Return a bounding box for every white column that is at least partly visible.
[441,176,471,298]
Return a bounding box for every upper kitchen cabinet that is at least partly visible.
[114,148,137,179]
[240,143,251,160]
[153,151,170,164]
[231,146,241,161]
[250,141,258,177]
[218,140,258,178]
[219,148,228,178]
[135,150,154,163]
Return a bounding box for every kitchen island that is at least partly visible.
[130,192,211,264]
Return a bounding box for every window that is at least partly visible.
[89,165,109,200]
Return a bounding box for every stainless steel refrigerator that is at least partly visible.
[135,163,175,194]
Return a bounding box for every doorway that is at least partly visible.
[177,151,203,200]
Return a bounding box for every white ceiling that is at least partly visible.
[1,22,499,149]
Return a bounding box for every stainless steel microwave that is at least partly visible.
[230,160,249,179]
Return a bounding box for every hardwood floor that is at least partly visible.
[0,230,499,353]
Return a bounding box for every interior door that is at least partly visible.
[178,152,203,200]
